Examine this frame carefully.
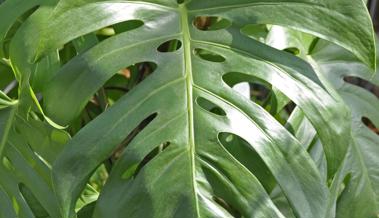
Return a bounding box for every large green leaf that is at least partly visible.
[0,0,58,58]
[311,38,379,218]
[2,0,376,218]
[0,117,70,218]
[267,26,379,218]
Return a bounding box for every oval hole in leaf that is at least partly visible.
[102,61,157,97]
[113,20,144,34]
[97,20,144,41]
[59,41,77,65]
[60,20,144,64]
[240,24,268,41]
[18,183,50,217]
[194,48,226,62]
[199,156,244,217]
[77,201,96,218]
[157,39,182,52]
[218,132,276,192]
[196,97,226,116]
[110,113,158,165]
[223,72,273,108]
[282,101,296,117]
[283,47,300,56]
[212,196,242,218]
[193,16,231,31]
[343,76,379,99]
[251,82,271,102]
[78,62,158,127]
[122,142,171,181]
[3,5,40,57]
[362,117,379,135]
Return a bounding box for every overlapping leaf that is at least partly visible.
[311,38,379,218]
[0,0,376,218]
[0,116,70,218]
[267,26,379,218]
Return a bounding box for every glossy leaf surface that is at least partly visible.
[0,0,376,218]
[267,26,379,218]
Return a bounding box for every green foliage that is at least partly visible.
[0,0,377,218]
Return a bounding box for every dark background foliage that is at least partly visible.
[368,0,378,31]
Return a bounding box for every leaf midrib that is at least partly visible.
[179,4,200,217]
[187,1,324,13]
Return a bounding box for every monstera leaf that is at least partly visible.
[310,38,379,218]
[267,26,379,217]
[0,114,70,218]
[0,0,376,218]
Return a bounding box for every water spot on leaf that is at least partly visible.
[193,16,231,31]
[194,48,226,62]
[157,39,182,52]
[196,97,226,116]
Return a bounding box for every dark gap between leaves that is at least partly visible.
[18,183,50,217]
[110,113,158,166]
[73,62,157,135]
[362,117,379,135]
[59,20,144,65]
[199,154,243,218]
[2,5,40,57]
[213,196,242,218]
[121,142,171,181]
[344,76,379,99]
